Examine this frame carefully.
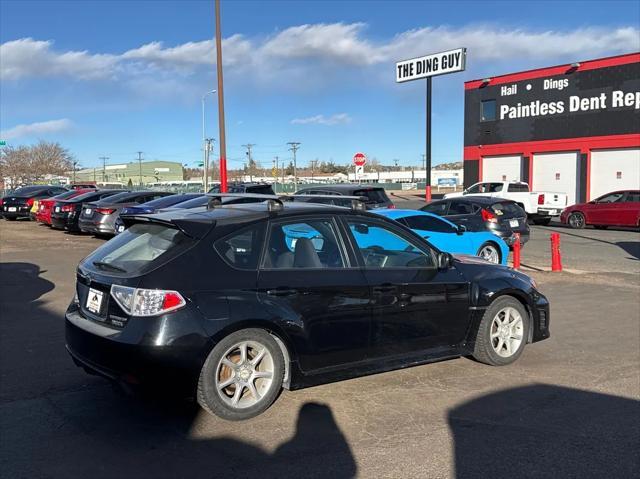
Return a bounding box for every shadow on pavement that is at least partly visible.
[617,241,640,260]
[448,384,640,478]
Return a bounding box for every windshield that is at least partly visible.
[52,190,80,200]
[491,202,525,217]
[95,191,136,204]
[141,194,202,209]
[172,196,209,209]
[84,223,194,275]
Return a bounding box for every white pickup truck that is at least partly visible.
[444,181,568,225]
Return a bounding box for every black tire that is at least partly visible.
[532,217,552,226]
[197,328,284,421]
[568,212,586,229]
[472,296,530,366]
[476,242,501,264]
[593,225,608,230]
[5,217,16,221]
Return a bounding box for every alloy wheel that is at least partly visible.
[569,213,585,229]
[478,244,500,263]
[490,307,524,358]
[215,340,275,409]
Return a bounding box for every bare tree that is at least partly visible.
[0,141,73,185]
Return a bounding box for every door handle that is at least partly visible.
[373,285,396,293]
[266,288,298,297]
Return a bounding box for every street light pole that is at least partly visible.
[214,0,228,192]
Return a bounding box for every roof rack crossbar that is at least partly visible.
[205,193,284,212]
[288,194,367,211]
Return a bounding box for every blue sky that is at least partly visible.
[1,0,639,171]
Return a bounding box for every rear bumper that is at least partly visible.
[2,205,31,218]
[535,208,563,217]
[78,218,114,235]
[65,306,212,393]
[493,230,530,247]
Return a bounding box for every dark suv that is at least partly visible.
[65,199,550,420]
[295,184,394,209]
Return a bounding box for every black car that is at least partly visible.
[78,191,172,236]
[113,193,205,234]
[422,197,530,247]
[295,184,394,209]
[51,190,127,231]
[1,185,68,220]
[65,200,550,421]
[208,182,275,195]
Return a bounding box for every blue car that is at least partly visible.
[375,209,509,265]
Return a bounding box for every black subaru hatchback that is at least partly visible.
[66,198,550,420]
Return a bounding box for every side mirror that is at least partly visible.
[437,252,453,270]
[462,189,468,194]
[456,225,466,235]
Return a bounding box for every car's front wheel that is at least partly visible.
[477,242,501,264]
[197,328,284,421]
[568,212,586,229]
[472,296,529,366]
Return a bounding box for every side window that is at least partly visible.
[263,219,345,269]
[422,202,448,215]
[466,184,481,194]
[480,99,496,121]
[403,215,456,233]
[346,219,434,269]
[215,223,266,270]
[489,183,503,192]
[625,191,640,202]
[448,202,474,215]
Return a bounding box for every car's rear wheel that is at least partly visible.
[532,217,551,226]
[477,242,501,264]
[197,328,284,421]
[472,296,529,366]
[568,212,586,229]
[5,216,16,221]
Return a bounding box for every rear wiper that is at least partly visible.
[92,261,127,273]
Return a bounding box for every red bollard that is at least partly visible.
[550,232,562,272]
[512,233,521,269]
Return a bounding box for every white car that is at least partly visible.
[444,181,568,225]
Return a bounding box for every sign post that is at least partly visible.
[353,152,367,183]
[396,47,466,201]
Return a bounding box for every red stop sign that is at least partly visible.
[353,152,367,167]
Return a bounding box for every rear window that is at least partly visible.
[490,202,525,217]
[84,223,194,275]
[215,223,266,270]
[11,186,47,196]
[507,183,529,193]
[354,188,389,205]
[173,196,209,209]
[52,190,80,200]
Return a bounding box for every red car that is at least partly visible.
[561,190,640,229]
[36,189,95,225]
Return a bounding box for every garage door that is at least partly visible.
[482,155,521,182]
[533,152,578,206]
[590,148,640,200]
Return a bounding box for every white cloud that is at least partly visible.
[1,119,74,140]
[291,113,352,125]
[0,38,117,80]
[1,24,638,82]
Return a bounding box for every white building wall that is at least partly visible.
[481,155,522,182]
[590,148,640,199]
[532,152,579,206]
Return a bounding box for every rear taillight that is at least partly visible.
[26,198,34,207]
[0,199,3,207]
[110,285,186,317]
[387,204,396,209]
[62,204,75,212]
[96,207,115,215]
[481,209,498,223]
[538,194,545,205]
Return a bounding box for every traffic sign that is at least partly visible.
[353,152,367,167]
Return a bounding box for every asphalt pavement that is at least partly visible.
[1,219,639,478]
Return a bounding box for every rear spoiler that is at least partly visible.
[120,214,215,239]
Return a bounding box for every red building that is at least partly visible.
[463,53,640,205]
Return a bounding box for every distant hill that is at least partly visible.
[434,162,463,170]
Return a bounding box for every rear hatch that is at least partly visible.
[489,201,528,233]
[534,192,568,209]
[77,221,200,328]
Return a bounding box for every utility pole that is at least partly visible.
[273,156,279,193]
[137,151,144,186]
[214,0,228,192]
[310,159,318,180]
[99,156,109,183]
[287,142,301,191]
[204,138,214,191]
[242,144,255,182]
[72,160,78,184]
